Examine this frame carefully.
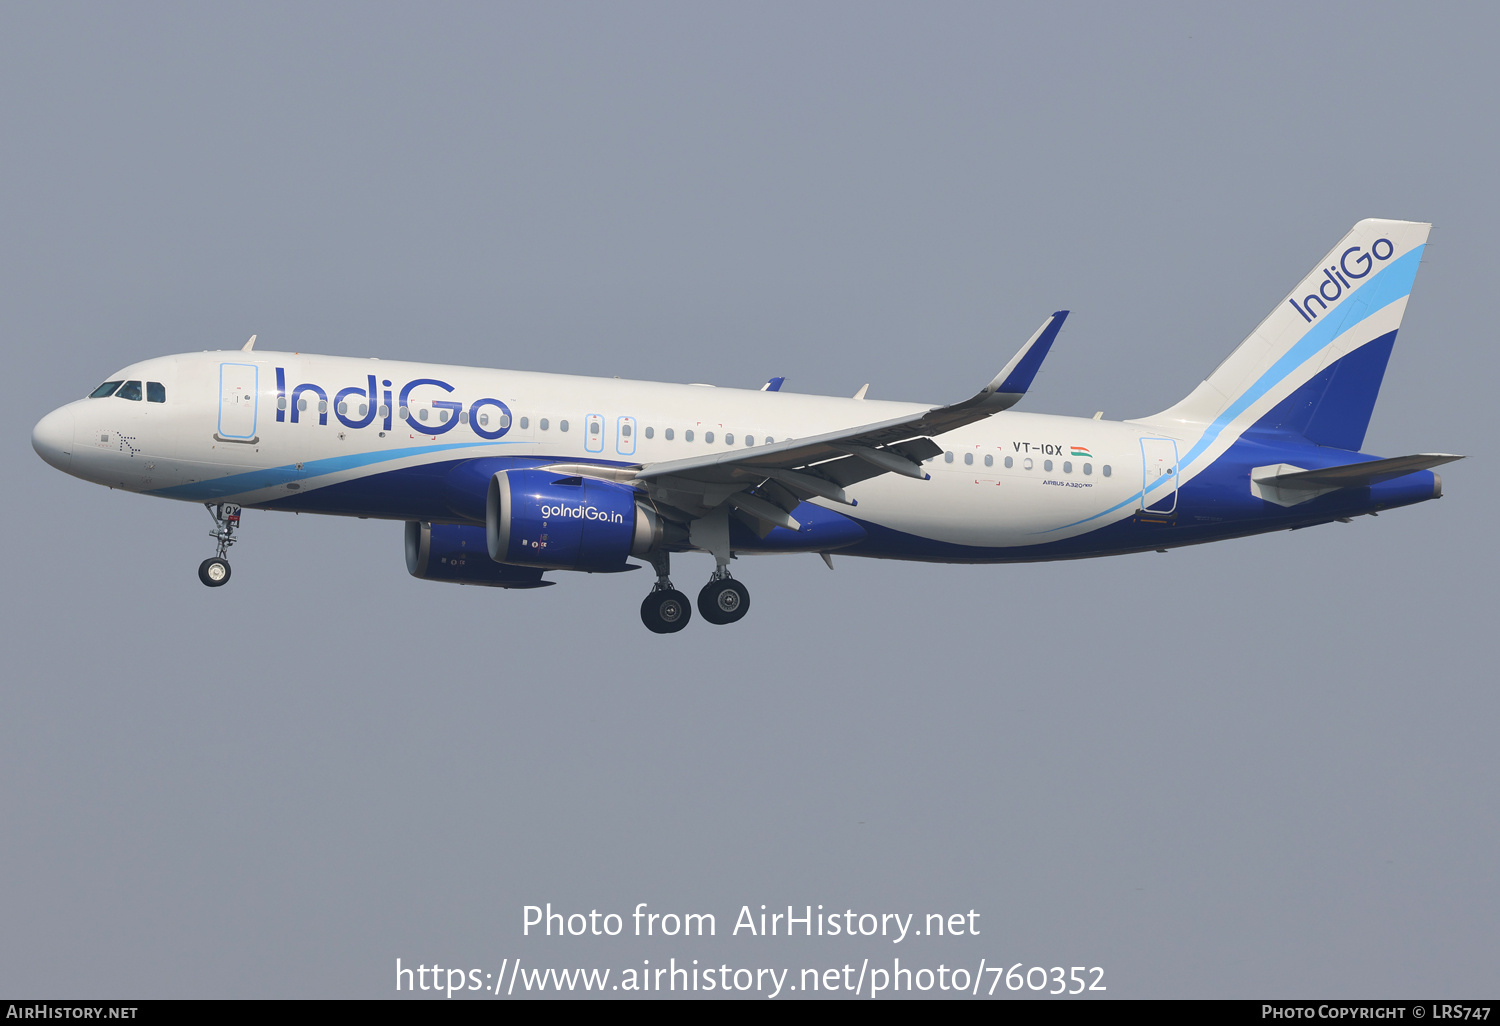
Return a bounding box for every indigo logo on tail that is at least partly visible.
[1287,238,1395,323]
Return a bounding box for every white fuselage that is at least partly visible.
[42,350,1162,552]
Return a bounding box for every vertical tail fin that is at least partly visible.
[1149,219,1430,452]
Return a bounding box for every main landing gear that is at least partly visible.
[641,551,692,634]
[697,567,749,626]
[198,502,240,588]
[639,553,753,632]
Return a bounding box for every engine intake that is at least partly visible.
[405,521,551,588]
[487,469,659,570]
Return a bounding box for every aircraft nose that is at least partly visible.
[32,405,75,472]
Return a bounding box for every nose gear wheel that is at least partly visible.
[199,503,241,587]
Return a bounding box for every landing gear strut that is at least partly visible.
[640,551,691,634]
[199,502,240,588]
[698,566,750,625]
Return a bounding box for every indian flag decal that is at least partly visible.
[1070,446,1093,458]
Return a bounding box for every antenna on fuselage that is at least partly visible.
[241,335,257,352]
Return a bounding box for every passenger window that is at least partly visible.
[765,437,774,445]
[684,429,693,441]
[89,381,123,398]
[984,454,993,467]
[665,428,674,440]
[560,420,569,432]
[499,414,510,428]
[944,452,953,463]
[418,408,429,421]
[1103,464,1112,477]
[299,398,309,412]
[479,413,489,427]
[964,452,973,466]
[380,404,391,418]
[116,380,143,401]
[704,431,714,443]
[724,433,733,445]
[1004,456,1013,469]
[1083,463,1092,475]
[622,423,632,437]
[1044,459,1053,472]
[519,417,529,429]
[540,418,549,430]
[318,399,328,414]
[337,402,348,415]
[745,435,754,446]
[1023,457,1033,470]
[439,409,449,422]
[590,421,600,435]
[146,382,166,403]
[359,404,368,417]
[1063,461,1072,473]
[644,426,654,439]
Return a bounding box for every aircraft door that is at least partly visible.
[584,413,604,453]
[217,363,259,441]
[1139,437,1179,515]
[616,416,637,456]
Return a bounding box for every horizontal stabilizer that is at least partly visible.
[1254,453,1463,489]
[1251,453,1462,506]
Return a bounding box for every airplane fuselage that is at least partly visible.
[35,349,1440,565]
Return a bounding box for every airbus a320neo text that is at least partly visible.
[32,219,1460,633]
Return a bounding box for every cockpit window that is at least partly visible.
[147,381,165,403]
[116,380,143,401]
[89,381,123,398]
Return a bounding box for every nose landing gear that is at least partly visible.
[640,551,691,634]
[199,503,240,588]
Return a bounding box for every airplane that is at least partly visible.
[31,218,1461,633]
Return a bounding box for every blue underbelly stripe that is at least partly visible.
[148,439,512,500]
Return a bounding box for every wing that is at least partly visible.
[559,311,1068,531]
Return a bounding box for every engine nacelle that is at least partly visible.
[405,521,552,588]
[487,469,659,570]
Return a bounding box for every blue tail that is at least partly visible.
[1149,219,1430,457]
[1247,328,1396,450]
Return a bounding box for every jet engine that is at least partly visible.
[405,521,551,588]
[487,469,660,570]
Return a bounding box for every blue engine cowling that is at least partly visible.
[405,521,552,588]
[487,469,659,570]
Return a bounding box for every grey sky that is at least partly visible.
[2,2,1495,998]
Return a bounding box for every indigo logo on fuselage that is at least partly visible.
[1287,237,1395,324]
[273,369,513,441]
